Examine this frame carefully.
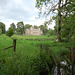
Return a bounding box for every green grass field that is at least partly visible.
[0,34,56,75]
[0,34,73,75]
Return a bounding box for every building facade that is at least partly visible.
[25,27,43,35]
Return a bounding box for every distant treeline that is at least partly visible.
[0,21,56,36]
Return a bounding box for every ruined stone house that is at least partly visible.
[25,27,43,35]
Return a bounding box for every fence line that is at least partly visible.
[0,39,16,52]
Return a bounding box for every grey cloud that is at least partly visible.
[0,0,9,9]
[0,0,8,5]
[0,0,37,22]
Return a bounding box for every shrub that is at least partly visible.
[46,29,56,37]
[6,27,14,37]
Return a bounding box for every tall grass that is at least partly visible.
[0,34,71,75]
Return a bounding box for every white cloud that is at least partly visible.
[0,0,55,30]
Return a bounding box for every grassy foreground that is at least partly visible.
[0,34,73,75]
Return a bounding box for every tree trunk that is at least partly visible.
[57,0,61,42]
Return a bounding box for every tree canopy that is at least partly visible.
[10,23,16,31]
[6,27,14,37]
[16,21,24,35]
[36,0,75,41]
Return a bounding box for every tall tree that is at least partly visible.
[57,0,75,42]
[36,0,62,41]
[0,22,5,34]
[16,21,24,35]
[61,12,75,42]
[10,23,16,31]
[57,0,61,41]
[36,0,74,41]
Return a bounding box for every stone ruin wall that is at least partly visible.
[25,27,43,35]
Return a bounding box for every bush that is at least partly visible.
[0,28,2,35]
[6,27,14,37]
[46,29,56,37]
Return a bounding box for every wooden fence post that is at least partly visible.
[13,39,16,52]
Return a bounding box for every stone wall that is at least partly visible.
[25,27,43,35]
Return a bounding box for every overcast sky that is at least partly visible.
[0,0,55,30]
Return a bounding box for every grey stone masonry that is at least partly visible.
[25,27,43,35]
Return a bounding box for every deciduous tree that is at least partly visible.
[10,23,16,31]
[6,27,14,37]
[36,0,74,42]
[39,25,48,35]
[16,21,24,35]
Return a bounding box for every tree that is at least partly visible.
[10,23,16,31]
[0,22,5,34]
[39,25,48,35]
[36,0,62,41]
[39,21,48,35]
[16,21,24,35]
[53,0,75,41]
[0,28,2,35]
[24,24,32,34]
[56,0,74,41]
[53,0,75,42]
[6,27,14,37]
[24,24,32,30]
[36,0,74,42]
[46,29,56,37]
[34,25,38,29]
[61,13,75,42]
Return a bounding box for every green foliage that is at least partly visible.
[50,46,69,61]
[0,35,73,75]
[71,34,75,40]
[16,21,24,35]
[60,13,75,41]
[34,25,38,29]
[11,35,56,41]
[36,0,75,42]
[6,27,14,37]
[31,51,53,75]
[36,0,50,8]
[46,29,56,37]
[0,35,52,75]
[24,24,32,33]
[0,22,5,34]
[10,23,16,31]
[52,1,75,42]
[54,25,57,33]
[0,28,2,35]
[24,24,32,29]
[0,35,55,75]
[39,25,48,35]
